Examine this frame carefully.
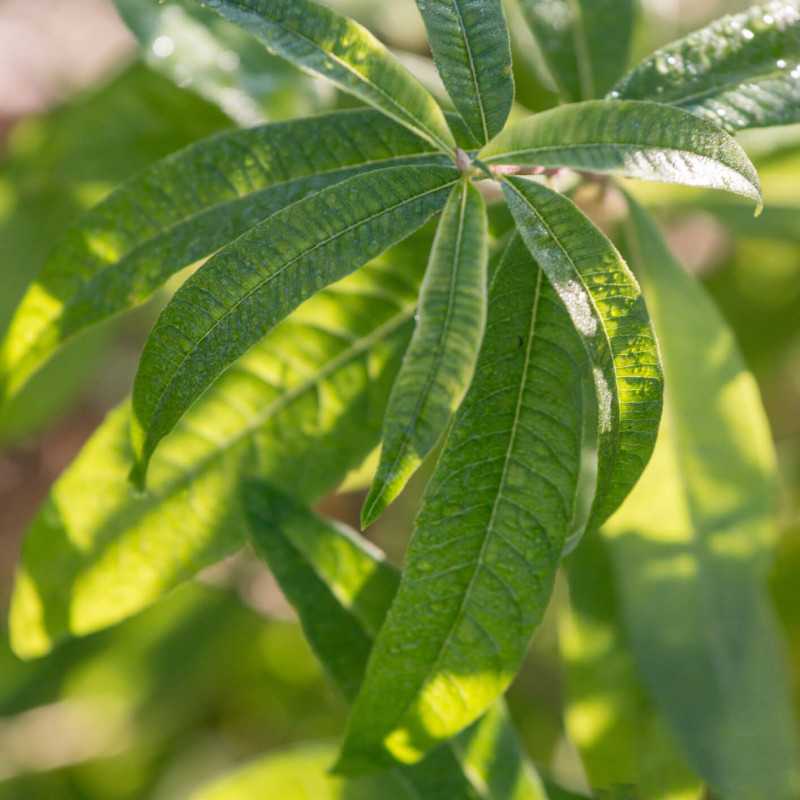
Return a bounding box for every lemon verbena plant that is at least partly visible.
[4,1,800,798]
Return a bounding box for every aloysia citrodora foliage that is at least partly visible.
[5,0,800,796]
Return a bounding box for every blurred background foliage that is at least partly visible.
[0,0,797,797]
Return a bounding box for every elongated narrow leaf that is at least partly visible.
[415,0,513,143]
[0,109,444,411]
[610,198,800,799]
[243,482,550,799]
[479,100,762,207]
[561,532,703,798]
[517,0,635,101]
[363,180,488,527]
[612,2,800,132]
[9,233,430,659]
[337,235,585,773]
[199,0,455,153]
[502,177,662,535]
[130,165,459,488]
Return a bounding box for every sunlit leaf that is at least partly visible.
[363,179,488,527]
[9,232,431,659]
[130,165,459,487]
[517,0,635,101]
[479,101,762,208]
[612,2,800,132]
[198,0,456,153]
[609,197,800,799]
[337,235,585,772]
[502,176,662,536]
[561,532,703,799]
[243,482,551,799]
[414,0,513,143]
[0,109,444,412]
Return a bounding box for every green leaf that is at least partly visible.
[337,235,586,773]
[502,176,662,535]
[479,100,763,208]
[610,197,800,799]
[9,233,430,659]
[561,532,703,799]
[198,0,455,153]
[612,2,800,132]
[517,0,635,101]
[363,179,488,527]
[243,482,550,799]
[0,109,444,412]
[414,0,513,144]
[130,164,459,488]
[113,0,317,124]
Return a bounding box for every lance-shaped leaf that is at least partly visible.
[0,109,445,411]
[414,0,513,144]
[517,0,635,101]
[612,2,800,132]
[610,198,800,800]
[130,165,459,488]
[198,0,455,153]
[363,180,488,528]
[502,176,662,535]
[9,233,430,659]
[479,100,763,208]
[337,235,586,773]
[243,482,551,799]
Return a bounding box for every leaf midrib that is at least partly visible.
[450,0,490,143]
[140,176,458,449]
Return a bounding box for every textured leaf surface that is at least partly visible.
[243,483,549,800]
[503,177,662,534]
[199,0,455,152]
[338,235,585,772]
[363,180,488,527]
[480,100,762,207]
[0,109,443,410]
[612,2,800,132]
[611,199,800,799]
[561,533,703,799]
[9,235,430,659]
[130,165,459,487]
[517,0,635,101]
[414,0,513,143]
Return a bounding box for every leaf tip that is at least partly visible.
[359,484,386,530]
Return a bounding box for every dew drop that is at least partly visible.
[609,90,620,99]
[152,35,175,59]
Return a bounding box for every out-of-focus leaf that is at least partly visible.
[414,0,513,143]
[198,0,456,153]
[9,230,432,659]
[561,532,703,799]
[0,110,444,414]
[337,236,585,773]
[113,0,318,124]
[0,64,230,441]
[130,165,458,487]
[480,101,763,208]
[363,179,488,527]
[517,0,635,101]
[244,483,551,798]
[502,176,662,537]
[610,198,800,799]
[612,2,800,132]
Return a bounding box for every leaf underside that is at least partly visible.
[363,179,489,528]
[130,164,459,487]
[338,235,585,772]
[613,1,800,132]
